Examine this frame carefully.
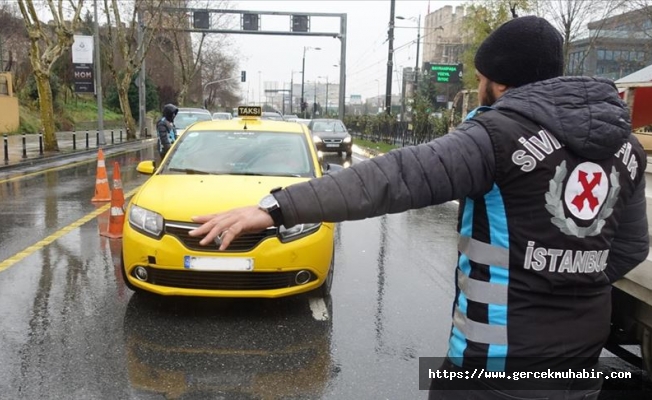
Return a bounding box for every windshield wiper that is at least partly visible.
[168,168,212,175]
[223,172,266,176]
[223,172,303,177]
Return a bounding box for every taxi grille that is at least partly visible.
[165,222,278,252]
[144,269,315,290]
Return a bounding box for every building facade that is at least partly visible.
[568,7,652,80]
[422,5,467,66]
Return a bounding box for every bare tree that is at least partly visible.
[537,0,628,74]
[628,0,652,38]
[0,3,28,73]
[156,0,232,105]
[102,0,163,139]
[17,0,84,151]
[200,38,239,109]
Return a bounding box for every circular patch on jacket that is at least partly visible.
[563,162,609,220]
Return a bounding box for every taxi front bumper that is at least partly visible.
[122,221,334,298]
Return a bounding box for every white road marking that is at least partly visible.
[308,297,330,321]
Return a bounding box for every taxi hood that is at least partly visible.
[131,174,310,222]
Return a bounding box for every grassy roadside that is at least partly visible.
[10,100,124,135]
[353,137,399,154]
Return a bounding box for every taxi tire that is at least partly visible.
[314,252,335,298]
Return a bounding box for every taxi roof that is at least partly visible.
[183,118,307,133]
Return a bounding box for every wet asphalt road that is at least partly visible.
[0,144,650,399]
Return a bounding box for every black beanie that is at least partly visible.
[474,16,564,87]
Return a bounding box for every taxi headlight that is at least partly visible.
[312,135,322,143]
[129,205,164,238]
[278,223,321,242]
[343,135,352,143]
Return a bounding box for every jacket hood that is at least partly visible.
[493,76,631,160]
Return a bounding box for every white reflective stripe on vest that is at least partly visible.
[458,235,509,268]
[457,269,508,305]
[453,307,508,345]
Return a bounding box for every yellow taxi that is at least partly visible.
[121,106,337,298]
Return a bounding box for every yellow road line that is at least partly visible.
[0,187,140,273]
[0,147,143,185]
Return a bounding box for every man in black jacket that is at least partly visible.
[188,16,648,399]
[157,104,178,159]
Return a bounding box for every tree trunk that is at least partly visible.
[177,86,187,107]
[117,78,137,140]
[34,70,59,152]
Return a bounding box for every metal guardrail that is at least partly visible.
[2,128,153,167]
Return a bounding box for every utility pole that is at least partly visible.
[414,14,421,90]
[290,71,294,114]
[325,77,329,116]
[94,0,105,145]
[385,0,396,115]
[301,48,306,117]
[312,80,317,118]
[137,7,146,138]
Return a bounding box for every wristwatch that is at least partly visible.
[258,189,284,227]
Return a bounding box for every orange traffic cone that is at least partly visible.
[101,162,125,239]
[91,149,111,202]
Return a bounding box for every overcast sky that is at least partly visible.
[227,0,466,103]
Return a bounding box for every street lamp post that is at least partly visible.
[258,71,262,106]
[312,79,318,119]
[301,46,321,118]
[290,70,301,114]
[396,15,422,90]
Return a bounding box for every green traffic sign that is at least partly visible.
[427,63,463,84]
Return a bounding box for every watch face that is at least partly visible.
[260,194,278,209]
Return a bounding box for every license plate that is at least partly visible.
[325,143,339,148]
[184,256,254,271]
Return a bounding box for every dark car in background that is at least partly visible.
[308,119,352,157]
[261,112,285,121]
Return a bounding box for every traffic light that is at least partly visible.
[240,71,246,82]
[301,101,307,112]
[292,15,309,32]
[243,13,259,31]
[193,11,209,29]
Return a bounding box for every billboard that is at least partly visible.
[72,35,94,64]
[73,64,94,93]
[426,63,463,84]
[72,35,95,93]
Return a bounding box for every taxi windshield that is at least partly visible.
[162,130,315,177]
[175,112,212,129]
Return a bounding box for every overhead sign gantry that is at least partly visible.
[163,7,348,119]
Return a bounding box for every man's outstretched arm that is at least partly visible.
[190,121,496,249]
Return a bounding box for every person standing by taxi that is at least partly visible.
[187,16,648,399]
[157,103,178,159]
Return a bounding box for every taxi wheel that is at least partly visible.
[120,254,139,292]
[314,253,335,298]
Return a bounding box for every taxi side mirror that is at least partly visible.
[136,160,156,175]
[322,162,344,174]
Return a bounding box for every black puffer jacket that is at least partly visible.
[275,76,648,282]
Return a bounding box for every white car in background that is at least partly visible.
[175,108,212,136]
[212,112,233,120]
